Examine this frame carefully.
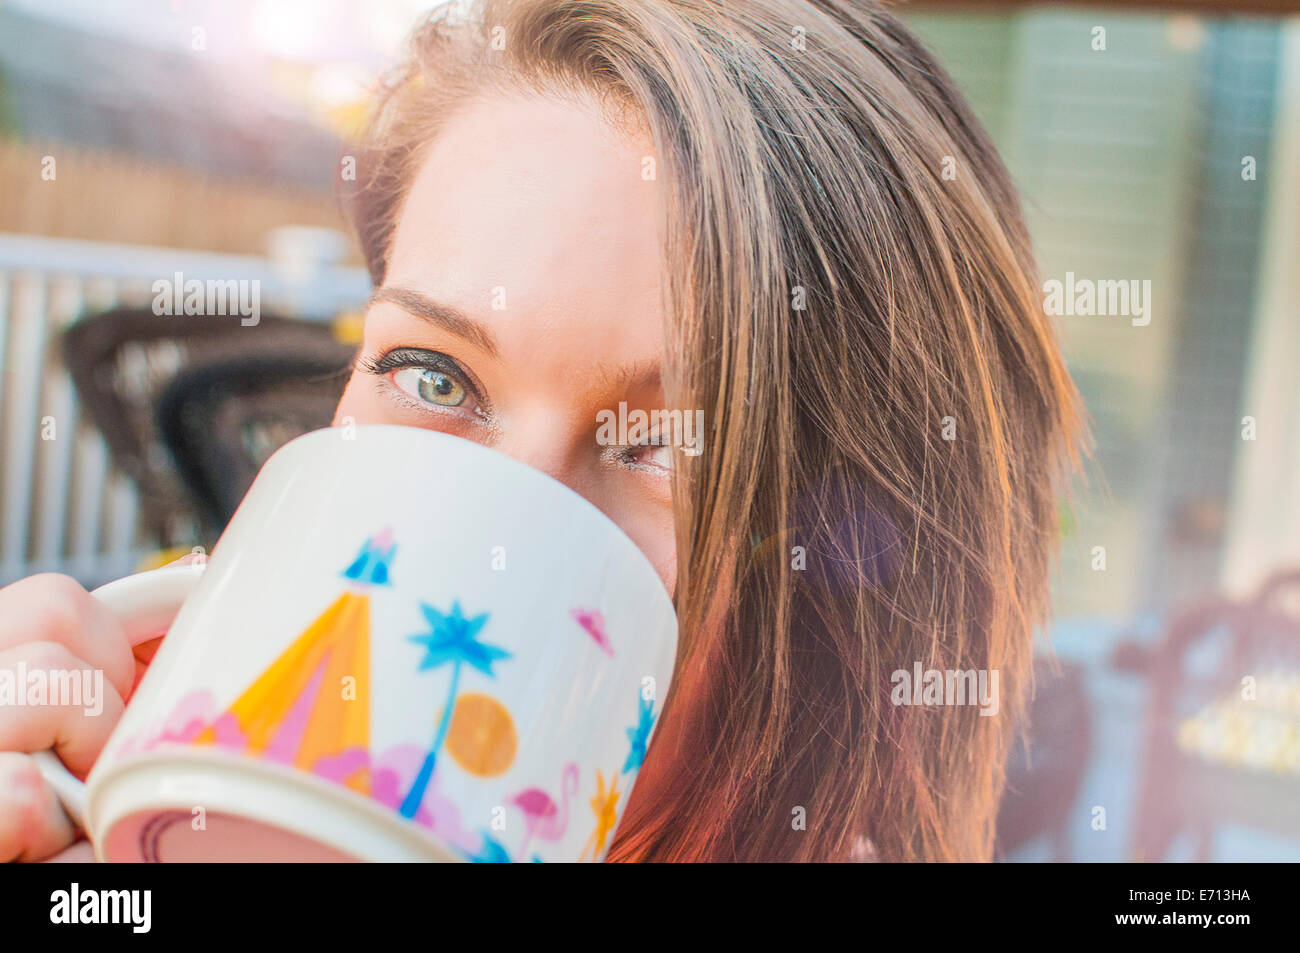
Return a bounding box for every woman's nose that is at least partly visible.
[488,408,590,498]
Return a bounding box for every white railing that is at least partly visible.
[0,231,370,588]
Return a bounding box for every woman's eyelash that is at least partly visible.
[359,347,463,380]
[609,442,672,474]
[359,347,484,398]
[358,347,493,422]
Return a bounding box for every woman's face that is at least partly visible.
[334,93,677,590]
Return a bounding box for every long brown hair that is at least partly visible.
[346,0,1084,861]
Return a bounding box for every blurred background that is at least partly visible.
[0,0,1297,861]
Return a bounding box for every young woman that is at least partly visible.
[0,0,1081,862]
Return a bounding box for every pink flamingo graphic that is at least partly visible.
[571,608,614,657]
[510,762,580,860]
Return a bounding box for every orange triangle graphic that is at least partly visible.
[196,592,371,792]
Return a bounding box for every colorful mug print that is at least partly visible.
[37,426,678,863]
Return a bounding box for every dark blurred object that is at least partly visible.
[1109,637,1151,676]
[995,657,1093,861]
[156,350,350,535]
[63,308,353,544]
[1132,568,1300,861]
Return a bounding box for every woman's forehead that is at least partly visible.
[391,93,660,269]
[382,93,667,374]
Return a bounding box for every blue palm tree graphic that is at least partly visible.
[623,693,656,773]
[462,832,512,863]
[400,601,510,819]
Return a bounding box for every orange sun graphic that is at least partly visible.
[444,692,517,777]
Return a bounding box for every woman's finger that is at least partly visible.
[0,641,126,775]
[0,752,79,862]
[0,573,135,700]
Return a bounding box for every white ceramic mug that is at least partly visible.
[35,425,678,862]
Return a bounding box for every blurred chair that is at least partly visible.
[994,656,1093,861]
[1129,569,1300,861]
[63,306,354,546]
[156,348,350,535]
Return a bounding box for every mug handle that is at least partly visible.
[31,563,205,831]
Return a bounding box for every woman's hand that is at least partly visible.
[0,557,194,862]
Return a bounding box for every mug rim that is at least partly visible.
[87,746,464,863]
[254,423,676,610]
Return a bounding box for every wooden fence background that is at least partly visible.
[0,137,361,261]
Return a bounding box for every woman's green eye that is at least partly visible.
[394,366,467,407]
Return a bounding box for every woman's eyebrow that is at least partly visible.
[369,286,500,358]
[592,358,662,396]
